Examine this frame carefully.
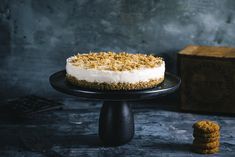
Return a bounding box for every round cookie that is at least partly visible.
[194,136,220,143]
[193,130,220,138]
[192,147,219,154]
[193,140,220,149]
[193,120,220,133]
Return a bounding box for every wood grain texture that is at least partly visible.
[179,45,235,58]
[178,46,235,114]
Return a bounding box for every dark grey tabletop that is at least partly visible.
[0,97,234,157]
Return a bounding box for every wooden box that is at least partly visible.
[178,45,235,114]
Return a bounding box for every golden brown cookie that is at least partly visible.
[192,147,219,154]
[193,120,220,133]
[193,140,220,149]
[194,136,220,143]
[193,130,220,138]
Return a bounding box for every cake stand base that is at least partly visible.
[50,70,181,146]
[99,101,134,146]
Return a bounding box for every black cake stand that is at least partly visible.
[50,70,181,146]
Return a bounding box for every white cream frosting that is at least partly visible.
[66,58,165,84]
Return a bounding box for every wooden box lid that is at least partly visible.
[179,45,235,58]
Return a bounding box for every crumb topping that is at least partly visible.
[68,52,164,71]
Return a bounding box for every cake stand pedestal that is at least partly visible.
[50,70,181,146]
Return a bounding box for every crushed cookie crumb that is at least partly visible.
[66,74,164,90]
[68,52,164,71]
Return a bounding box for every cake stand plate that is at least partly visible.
[50,70,181,146]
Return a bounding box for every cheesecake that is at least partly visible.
[66,52,165,90]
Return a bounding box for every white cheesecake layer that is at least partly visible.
[66,58,165,84]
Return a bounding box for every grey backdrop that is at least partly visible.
[1,0,235,100]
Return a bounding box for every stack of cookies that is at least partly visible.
[192,120,220,154]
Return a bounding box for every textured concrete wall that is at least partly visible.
[1,0,235,99]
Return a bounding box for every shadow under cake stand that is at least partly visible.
[50,70,181,146]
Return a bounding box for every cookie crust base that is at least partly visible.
[66,74,164,90]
